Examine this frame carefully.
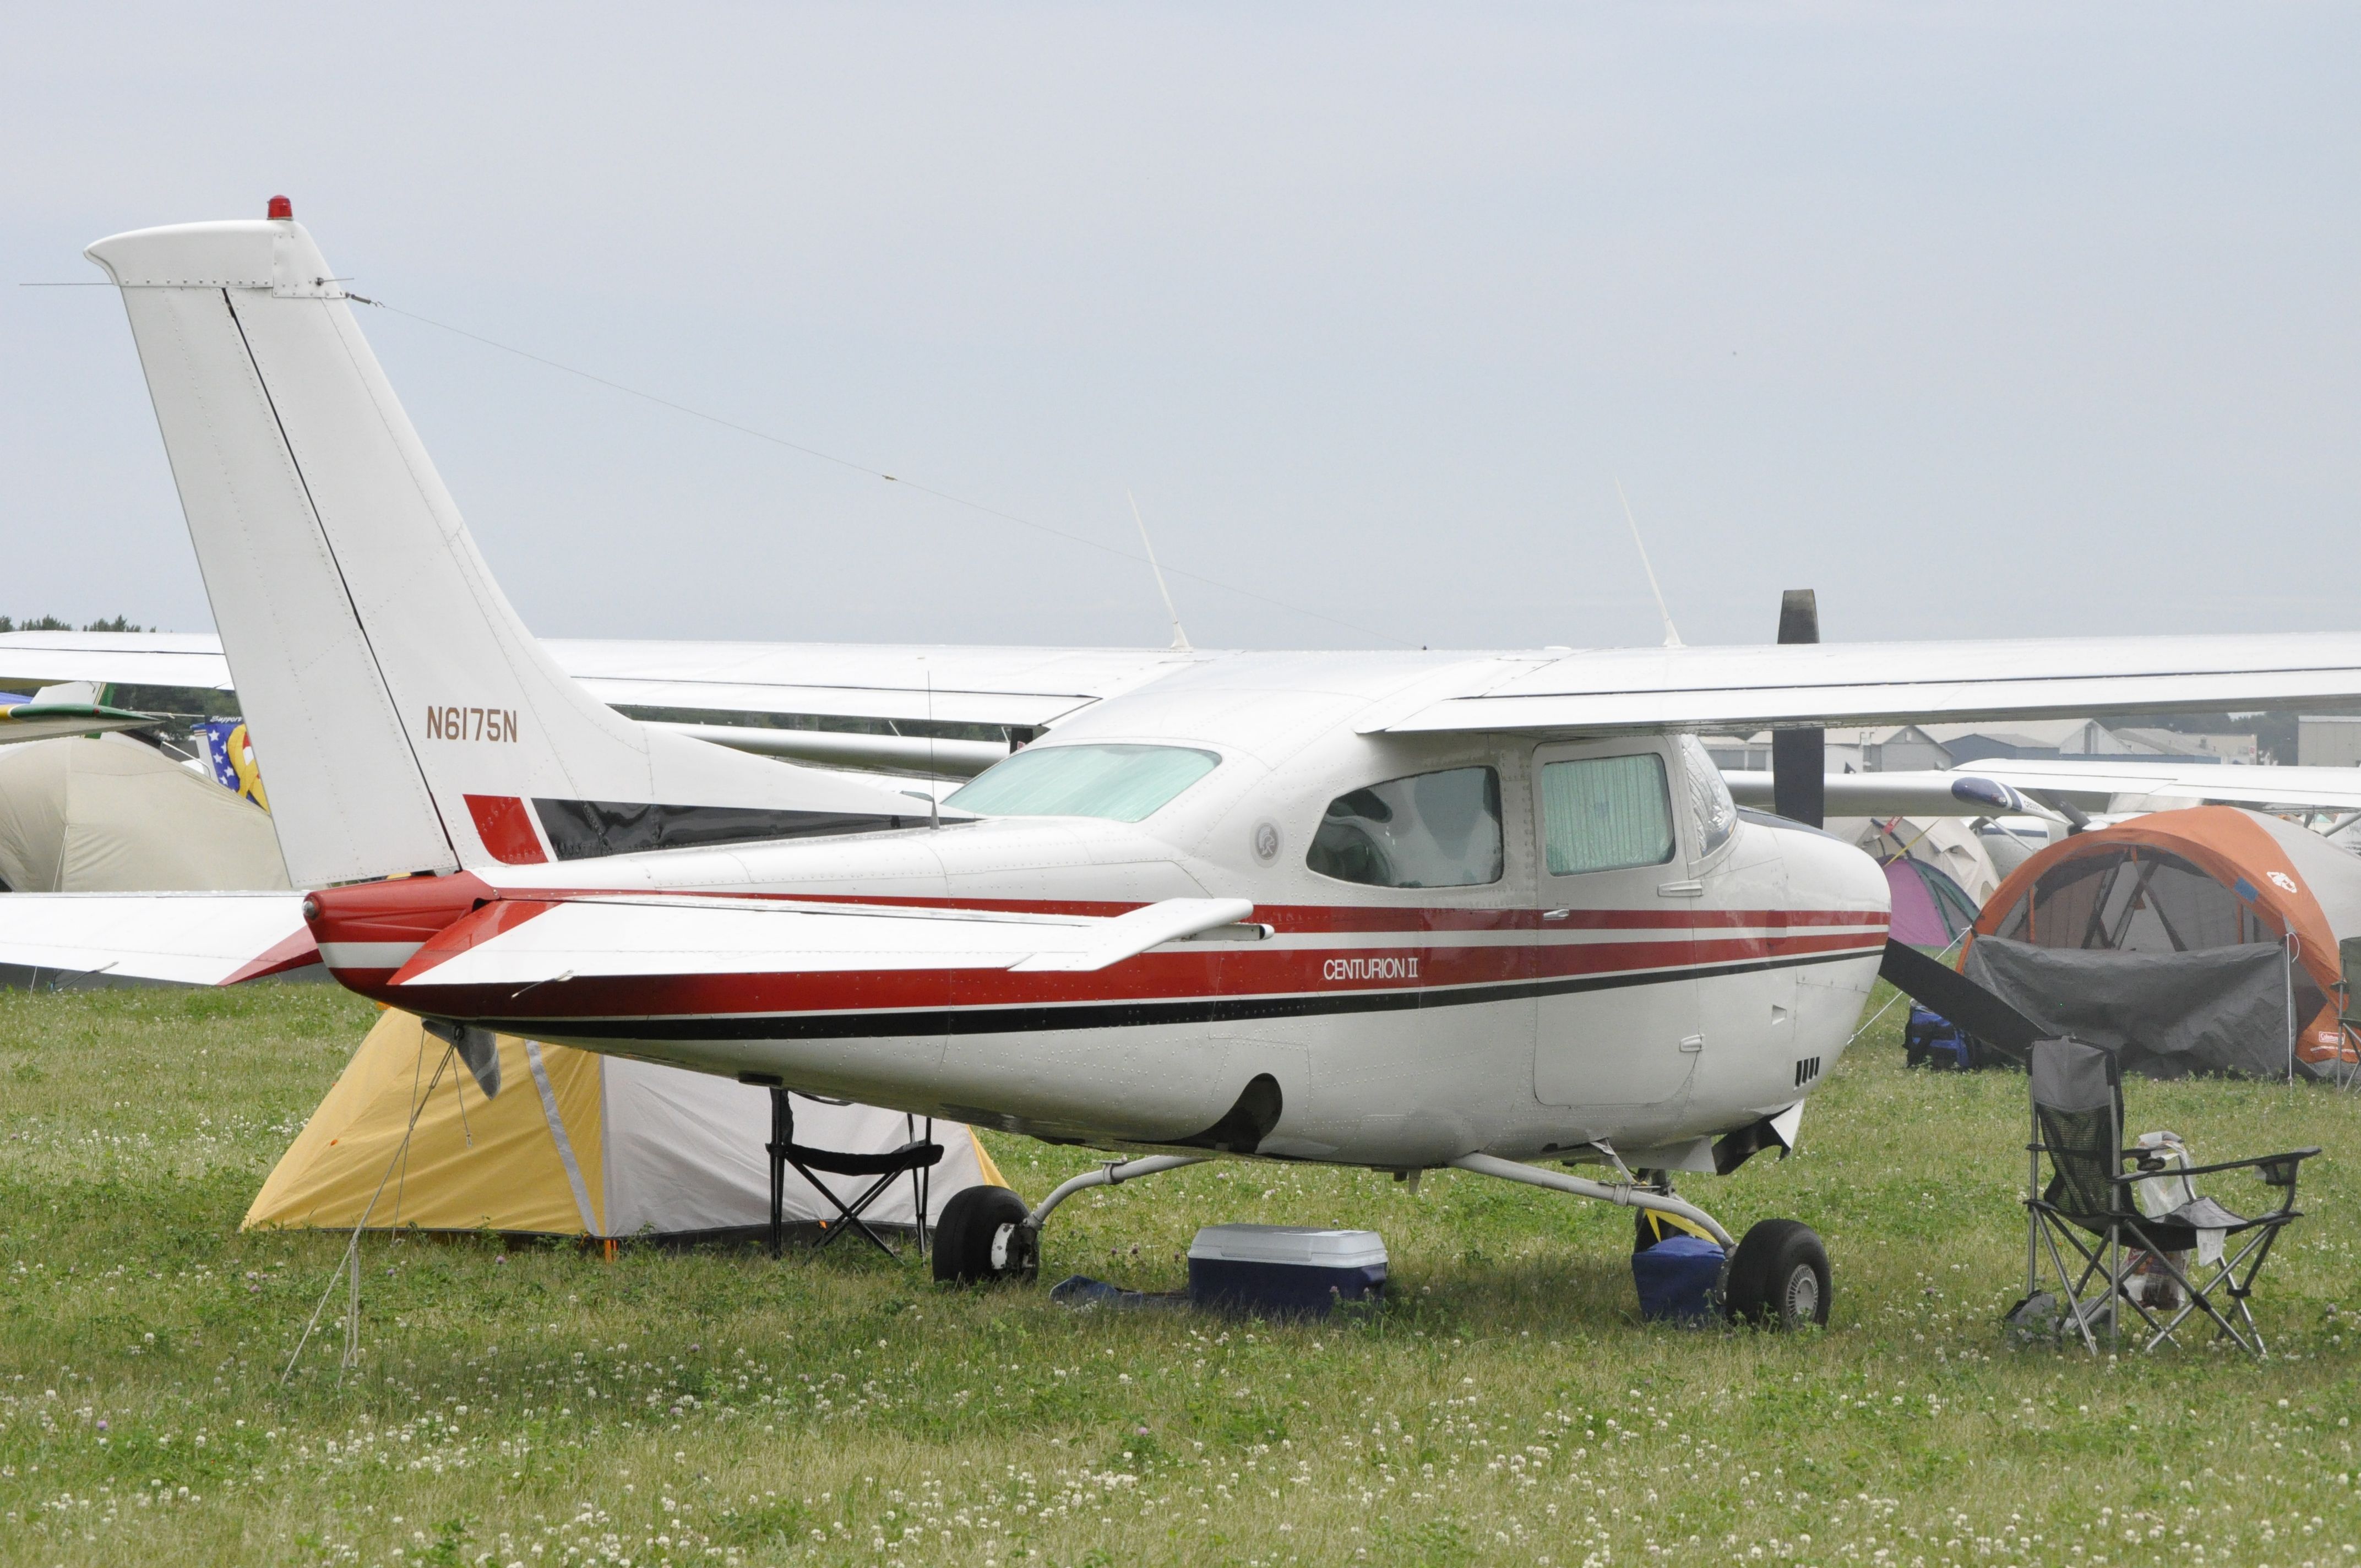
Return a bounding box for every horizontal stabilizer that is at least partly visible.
[1008,899,1257,972]
[389,895,1258,991]
[0,893,314,986]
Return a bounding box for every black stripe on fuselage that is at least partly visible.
[470,944,1878,1043]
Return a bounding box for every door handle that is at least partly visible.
[1656,880,1705,898]
[1543,908,1572,921]
[1679,1035,1705,1053]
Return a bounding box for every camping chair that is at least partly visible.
[766,1089,944,1260]
[2332,937,2361,1092]
[2016,1038,2319,1355]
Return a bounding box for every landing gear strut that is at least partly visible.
[1451,1153,1831,1330]
[932,1154,1207,1286]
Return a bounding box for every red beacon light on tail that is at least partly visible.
[266,195,293,220]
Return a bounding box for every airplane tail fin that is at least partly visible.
[87,208,924,887]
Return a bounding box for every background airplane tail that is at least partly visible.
[87,210,923,887]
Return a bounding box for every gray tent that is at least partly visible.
[0,734,288,893]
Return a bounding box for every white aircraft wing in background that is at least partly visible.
[1722,770,2048,820]
[0,632,237,693]
[1725,760,2361,819]
[1942,757,2361,814]
[0,630,1198,777]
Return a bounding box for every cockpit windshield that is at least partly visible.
[944,743,1222,823]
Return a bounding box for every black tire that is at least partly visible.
[931,1185,1035,1286]
[1723,1218,1831,1330]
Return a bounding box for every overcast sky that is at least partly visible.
[3,4,2354,653]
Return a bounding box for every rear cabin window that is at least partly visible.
[944,743,1220,823]
[1305,766,1503,889]
[1541,753,1675,875]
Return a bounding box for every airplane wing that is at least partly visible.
[0,700,165,748]
[0,893,315,986]
[1379,633,2361,735]
[0,884,1254,994]
[0,630,1198,776]
[385,895,1259,990]
[0,631,237,691]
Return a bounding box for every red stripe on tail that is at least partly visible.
[464,794,547,865]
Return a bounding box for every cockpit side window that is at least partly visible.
[1677,733,1737,857]
[1539,752,1675,875]
[1305,766,1503,889]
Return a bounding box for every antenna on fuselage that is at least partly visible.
[1128,491,1192,652]
[1615,477,1683,650]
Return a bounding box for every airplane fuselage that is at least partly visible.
[309,652,1891,1170]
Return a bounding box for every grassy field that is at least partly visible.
[3,983,2359,1568]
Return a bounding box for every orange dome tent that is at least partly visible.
[1963,806,2361,1079]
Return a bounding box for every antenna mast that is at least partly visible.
[1128,491,1192,651]
[1615,477,1683,649]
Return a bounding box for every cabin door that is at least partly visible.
[1530,737,1702,1109]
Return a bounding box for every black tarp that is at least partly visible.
[1962,935,2294,1080]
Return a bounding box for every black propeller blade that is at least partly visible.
[1876,939,2041,1063]
[1770,588,1824,828]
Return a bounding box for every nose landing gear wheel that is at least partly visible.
[1723,1218,1830,1330]
[931,1185,1037,1286]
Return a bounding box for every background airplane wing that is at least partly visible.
[1723,770,2047,819]
[0,631,237,692]
[1378,633,2361,735]
[1942,757,2361,813]
[0,631,1199,777]
[0,700,166,748]
[0,892,315,986]
[1722,761,2361,820]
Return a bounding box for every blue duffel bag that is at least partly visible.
[1631,1234,1727,1323]
[1903,1003,1978,1071]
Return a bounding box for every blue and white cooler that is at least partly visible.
[1187,1224,1388,1316]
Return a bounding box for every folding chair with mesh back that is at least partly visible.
[2016,1037,2319,1355]
[2333,936,2361,1091]
[766,1090,944,1259]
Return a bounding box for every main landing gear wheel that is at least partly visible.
[931,1186,1036,1286]
[1723,1218,1831,1330]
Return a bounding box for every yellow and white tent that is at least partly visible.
[245,1009,1005,1238]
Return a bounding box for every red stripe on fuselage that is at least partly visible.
[319,881,1888,934]
[308,870,1889,1023]
[363,923,1887,1023]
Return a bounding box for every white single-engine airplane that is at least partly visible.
[13,202,2361,1329]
